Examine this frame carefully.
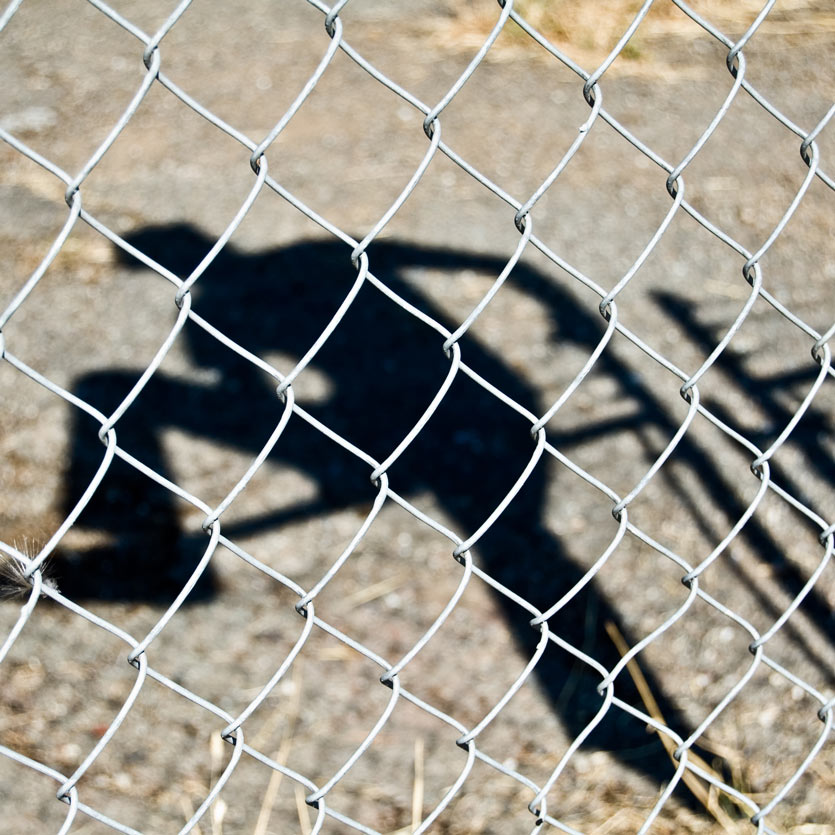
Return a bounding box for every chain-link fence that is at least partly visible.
[1,0,834,832]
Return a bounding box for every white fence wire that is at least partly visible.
[1,0,834,832]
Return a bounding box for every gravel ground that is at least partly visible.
[1,1,834,833]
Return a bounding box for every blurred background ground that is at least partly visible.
[1,1,834,833]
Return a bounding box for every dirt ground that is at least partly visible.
[1,1,834,833]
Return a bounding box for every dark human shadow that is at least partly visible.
[58,224,755,802]
[652,291,835,681]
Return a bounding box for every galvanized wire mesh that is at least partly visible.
[1,0,833,832]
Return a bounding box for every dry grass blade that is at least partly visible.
[294,782,312,835]
[252,661,305,835]
[411,736,425,832]
[604,620,748,834]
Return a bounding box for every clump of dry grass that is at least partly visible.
[0,543,58,601]
[430,0,835,73]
